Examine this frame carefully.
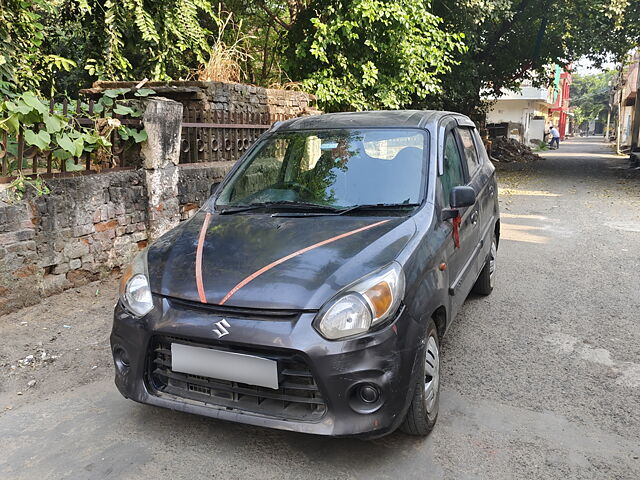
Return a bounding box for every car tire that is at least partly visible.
[400,318,440,436]
[473,235,497,295]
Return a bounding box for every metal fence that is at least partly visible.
[179,108,293,164]
[0,98,140,182]
[1,95,303,181]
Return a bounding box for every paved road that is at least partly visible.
[1,138,639,479]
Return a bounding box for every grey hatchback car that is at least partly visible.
[111,110,499,437]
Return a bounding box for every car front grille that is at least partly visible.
[166,296,302,321]
[147,336,327,422]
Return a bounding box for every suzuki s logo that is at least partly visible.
[213,319,231,338]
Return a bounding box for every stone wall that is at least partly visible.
[84,80,319,164]
[87,80,317,117]
[177,162,235,220]
[0,170,148,313]
[0,162,237,315]
[1,83,319,315]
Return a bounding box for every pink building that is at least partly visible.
[549,71,572,140]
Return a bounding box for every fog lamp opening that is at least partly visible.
[349,383,383,414]
[113,346,131,375]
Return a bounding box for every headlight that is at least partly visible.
[315,262,405,340]
[119,249,153,317]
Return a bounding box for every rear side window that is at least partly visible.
[441,132,465,206]
[457,127,480,176]
[472,129,490,163]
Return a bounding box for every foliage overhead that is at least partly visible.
[81,0,222,81]
[0,0,76,94]
[284,0,466,111]
[425,0,640,114]
[1,0,640,116]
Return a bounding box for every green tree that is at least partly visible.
[0,0,76,94]
[426,0,640,115]
[4,0,640,114]
[222,0,302,86]
[78,0,222,82]
[1,0,224,95]
[284,0,466,111]
[570,71,616,128]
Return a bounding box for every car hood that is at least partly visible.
[147,211,417,310]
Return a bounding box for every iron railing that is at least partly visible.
[179,108,293,164]
[0,98,139,182]
[1,95,303,181]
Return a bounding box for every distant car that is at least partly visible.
[111,110,500,437]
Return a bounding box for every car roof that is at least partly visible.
[273,110,468,132]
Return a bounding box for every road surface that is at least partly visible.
[1,137,639,479]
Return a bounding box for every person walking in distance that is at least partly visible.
[549,125,560,149]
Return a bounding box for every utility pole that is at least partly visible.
[605,79,613,141]
[616,65,623,155]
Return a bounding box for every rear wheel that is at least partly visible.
[400,319,440,436]
[473,236,497,295]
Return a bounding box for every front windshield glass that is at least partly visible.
[214,128,427,209]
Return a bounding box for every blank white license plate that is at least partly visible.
[171,343,279,390]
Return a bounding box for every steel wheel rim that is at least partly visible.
[424,336,440,414]
[489,240,497,288]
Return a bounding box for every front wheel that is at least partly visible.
[473,236,497,295]
[400,319,440,436]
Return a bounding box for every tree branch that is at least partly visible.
[257,1,291,31]
[260,24,272,82]
[477,0,532,61]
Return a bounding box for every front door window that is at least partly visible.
[441,132,465,206]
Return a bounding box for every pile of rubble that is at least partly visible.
[489,136,542,163]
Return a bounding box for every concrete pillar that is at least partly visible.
[140,98,183,241]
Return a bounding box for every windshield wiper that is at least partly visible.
[218,201,420,216]
[218,201,341,215]
[336,203,421,215]
[272,202,420,217]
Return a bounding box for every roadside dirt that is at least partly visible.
[0,280,117,412]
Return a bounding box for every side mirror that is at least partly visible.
[210,181,221,196]
[450,186,476,209]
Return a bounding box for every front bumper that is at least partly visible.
[110,296,426,437]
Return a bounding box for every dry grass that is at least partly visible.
[198,8,252,83]
[199,43,243,83]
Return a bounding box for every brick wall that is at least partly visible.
[195,81,316,116]
[0,170,148,313]
[88,80,317,118]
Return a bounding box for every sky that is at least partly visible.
[573,57,616,75]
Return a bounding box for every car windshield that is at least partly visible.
[212,128,427,210]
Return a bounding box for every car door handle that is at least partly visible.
[471,211,479,225]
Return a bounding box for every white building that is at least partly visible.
[486,80,555,145]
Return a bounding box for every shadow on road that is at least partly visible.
[125,399,441,477]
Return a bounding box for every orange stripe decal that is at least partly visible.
[195,212,212,303]
[218,219,390,305]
